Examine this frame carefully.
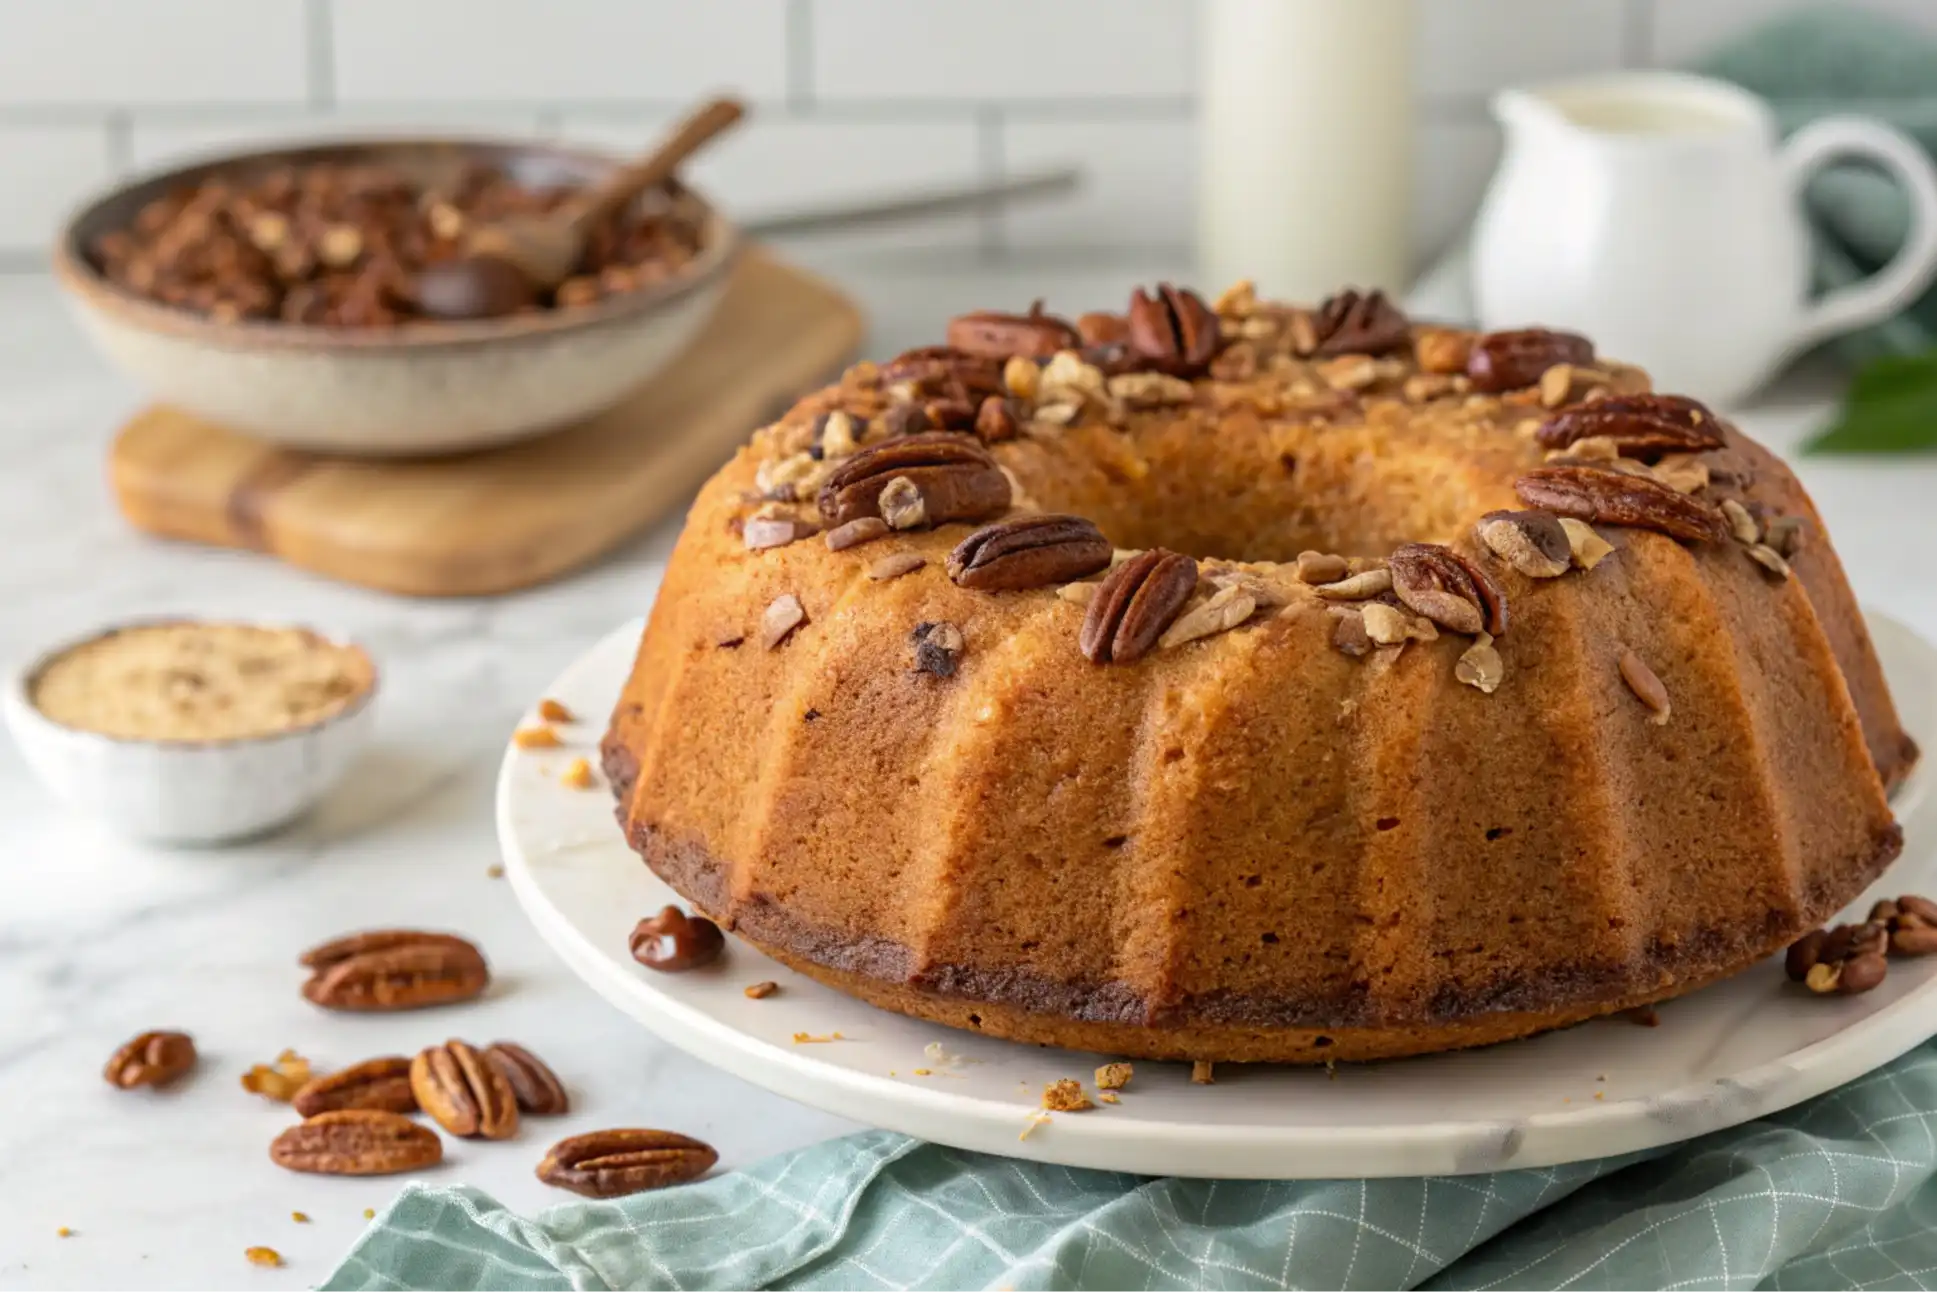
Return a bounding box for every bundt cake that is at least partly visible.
[602,282,1917,1064]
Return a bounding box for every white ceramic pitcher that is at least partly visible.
[1472,72,1937,405]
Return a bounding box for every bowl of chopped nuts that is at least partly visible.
[53,137,738,455]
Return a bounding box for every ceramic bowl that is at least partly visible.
[53,138,740,456]
[4,620,378,845]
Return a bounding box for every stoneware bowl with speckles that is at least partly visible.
[3,620,378,845]
[53,138,740,457]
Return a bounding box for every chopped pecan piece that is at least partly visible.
[1515,465,1729,543]
[629,905,725,972]
[911,621,966,677]
[1076,311,1130,347]
[974,394,1021,443]
[1309,288,1411,356]
[816,432,1011,529]
[946,301,1080,359]
[1456,633,1505,694]
[1388,543,1507,636]
[1125,284,1221,377]
[1474,510,1571,579]
[1617,647,1672,725]
[760,594,806,649]
[1466,328,1594,393]
[946,514,1113,591]
[1536,393,1726,457]
[1079,549,1198,664]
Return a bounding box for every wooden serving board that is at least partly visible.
[109,250,864,597]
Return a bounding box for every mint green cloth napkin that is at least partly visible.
[1699,7,1937,366]
[326,1040,1937,1290]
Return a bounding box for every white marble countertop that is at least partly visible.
[1,248,1934,1290]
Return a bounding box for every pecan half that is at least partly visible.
[1466,328,1594,393]
[483,1042,569,1116]
[292,1056,417,1118]
[537,1129,718,1198]
[1309,288,1411,357]
[299,930,489,1012]
[946,301,1080,359]
[629,905,725,972]
[1076,311,1129,347]
[815,432,1011,529]
[878,346,1004,400]
[104,1030,196,1090]
[1388,543,1507,636]
[1536,393,1726,457]
[946,514,1112,591]
[270,1110,443,1176]
[1079,549,1198,664]
[1515,465,1729,543]
[1474,510,1571,579]
[410,1039,518,1140]
[1125,284,1220,377]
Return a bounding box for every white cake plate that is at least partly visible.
[498,605,1936,1179]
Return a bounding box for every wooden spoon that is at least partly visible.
[414,96,746,321]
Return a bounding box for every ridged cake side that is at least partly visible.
[602,300,1912,1064]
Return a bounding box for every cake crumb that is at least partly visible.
[912,1068,932,1077]
[1098,1091,1120,1104]
[1095,1062,1133,1091]
[290,1211,309,1224]
[560,757,596,789]
[538,698,575,723]
[1191,1060,1215,1085]
[245,1247,283,1268]
[791,1031,846,1044]
[513,725,560,749]
[744,981,778,1000]
[1594,1091,1605,1100]
[1042,1079,1093,1112]
[56,1227,73,1238]
[363,1209,375,1220]
[486,864,505,879]
[1019,1112,1051,1141]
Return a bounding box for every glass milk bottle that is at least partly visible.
[1198,0,1415,300]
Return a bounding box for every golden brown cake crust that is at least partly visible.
[603,283,1917,1064]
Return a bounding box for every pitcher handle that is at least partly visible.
[1782,115,1937,354]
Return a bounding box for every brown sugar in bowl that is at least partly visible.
[4,619,377,844]
[53,137,739,456]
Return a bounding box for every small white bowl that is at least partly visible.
[4,621,377,845]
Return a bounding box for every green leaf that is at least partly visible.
[1804,349,1937,454]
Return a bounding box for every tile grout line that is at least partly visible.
[305,0,336,110]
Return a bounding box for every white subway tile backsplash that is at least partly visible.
[560,114,985,250]
[129,111,546,175]
[0,1,307,106]
[1415,0,1628,97]
[812,0,1194,101]
[331,0,788,104]
[1001,117,1195,252]
[0,126,115,253]
[1650,0,1937,65]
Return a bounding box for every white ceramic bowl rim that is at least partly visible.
[53,134,742,355]
[10,616,379,750]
